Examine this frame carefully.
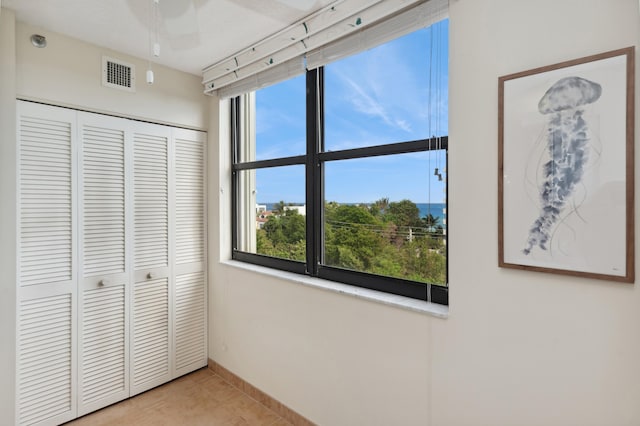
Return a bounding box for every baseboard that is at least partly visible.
[208,358,315,426]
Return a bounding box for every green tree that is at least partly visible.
[421,213,441,232]
[369,197,390,217]
[259,209,306,261]
[331,203,379,226]
[263,216,286,245]
[256,228,273,253]
[272,200,287,215]
[385,199,421,227]
[259,199,447,284]
[282,209,305,243]
[325,204,384,271]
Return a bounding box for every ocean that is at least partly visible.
[417,203,446,223]
[261,202,446,223]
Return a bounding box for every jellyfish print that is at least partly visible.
[523,76,602,255]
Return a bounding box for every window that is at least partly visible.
[232,20,449,305]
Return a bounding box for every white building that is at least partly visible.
[283,205,306,216]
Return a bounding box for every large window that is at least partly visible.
[231,20,449,304]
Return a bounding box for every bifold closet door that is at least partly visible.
[16,101,77,426]
[173,129,207,376]
[16,101,207,424]
[130,123,172,396]
[77,112,130,416]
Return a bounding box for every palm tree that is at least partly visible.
[422,213,440,232]
[370,197,390,216]
[272,200,287,216]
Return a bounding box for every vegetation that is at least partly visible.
[256,199,446,285]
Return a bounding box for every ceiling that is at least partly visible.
[3,0,334,76]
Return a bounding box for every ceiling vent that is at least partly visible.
[102,56,136,92]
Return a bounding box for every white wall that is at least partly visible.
[0,9,17,426]
[435,1,640,425]
[15,22,208,129]
[208,1,640,425]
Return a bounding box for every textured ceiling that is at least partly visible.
[3,0,332,75]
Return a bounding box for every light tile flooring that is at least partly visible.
[66,368,292,426]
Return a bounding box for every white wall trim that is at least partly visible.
[16,97,208,132]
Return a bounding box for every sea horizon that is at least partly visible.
[260,201,446,221]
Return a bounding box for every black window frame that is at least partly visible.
[231,68,449,306]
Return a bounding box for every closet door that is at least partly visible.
[16,101,77,426]
[173,129,207,376]
[130,123,172,395]
[77,113,130,415]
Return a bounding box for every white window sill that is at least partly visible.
[219,259,449,319]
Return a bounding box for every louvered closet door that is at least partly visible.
[131,123,172,395]
[16,101,77,426]
[173,129,207,376]
[77,113,129,415]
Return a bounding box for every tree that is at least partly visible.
[282,209,305,243]
[272,200,287,215]
[331,203,379,225]
[386,199,421,227]
[263,216,286,245]
[263,209,305,245]
[398,238,446,284]
[369,197,390,217]
[324,204,384,270]
[256,228,274,253]
[421,213,441,232]
[259,199,447,284]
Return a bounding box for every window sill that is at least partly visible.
[219,259,449,319]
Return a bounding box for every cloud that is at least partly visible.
[325,26,449,143]
[336,71,413,134]
[395,119,412,133]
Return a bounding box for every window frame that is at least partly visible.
[231,66,448,306]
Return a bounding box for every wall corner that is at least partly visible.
[0,7,18,425]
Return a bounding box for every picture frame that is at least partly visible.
[498,47,635,282]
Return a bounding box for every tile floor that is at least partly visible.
[66,368,292,426]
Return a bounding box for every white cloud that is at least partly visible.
[326,35,445,140]
[340,74,402,130]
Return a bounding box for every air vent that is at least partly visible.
[102,56,136,92]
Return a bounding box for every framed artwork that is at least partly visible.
[498,47,635,282]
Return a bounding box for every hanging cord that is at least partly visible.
[154,0,160,55]
[427,23,434,218]
[435,23,443,183]
[435,23,440,179]
[147,0,160,84]
[148,0,153,71]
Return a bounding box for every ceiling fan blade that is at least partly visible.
[158,0,198,37]
[274,0,317,11]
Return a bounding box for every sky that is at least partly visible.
[254,19,449,205]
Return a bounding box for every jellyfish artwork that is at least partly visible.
[523,76,602,255]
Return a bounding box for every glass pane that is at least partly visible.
[255,75,306,161]
[236,166,306,262]
[323,152,447,285]
[324,20,448,151]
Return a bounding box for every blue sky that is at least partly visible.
[255,19,449,204]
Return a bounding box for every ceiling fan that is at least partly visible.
[149,0,317,42]
[272,0,317,9]
[128,0,320,50]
